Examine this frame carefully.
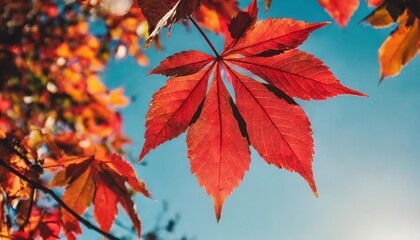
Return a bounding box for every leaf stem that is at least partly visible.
[188,17,220,58]
[0,159,119,240]
[22,187,35,230]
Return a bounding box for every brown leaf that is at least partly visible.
[141,0,201,45]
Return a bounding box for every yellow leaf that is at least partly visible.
[109,88,130,107]
[76,22,89,35]
[379,16,419,78]
[74,45,95,59]
[56,43,71,58]
[87,75,107,95]
[0,130,5,139]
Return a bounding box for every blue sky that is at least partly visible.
[100,0,420,239]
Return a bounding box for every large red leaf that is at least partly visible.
[318,0,359,27]
[186,64,250,221]
[139,66,214,160]
[142,0,364,220]
[226,66,317,194]
[226,49,365,100]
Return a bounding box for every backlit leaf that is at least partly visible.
[226,49,365,100]
[150,50,214,77]
[61,166,95,234]
[363,3,395,28]
[318,0,359,26]
[139,66,213,160]
[223,19,327,57]
[93,172,118,233]
[187,64,250,221]
[379,14,419,78]
[142,0,364,221]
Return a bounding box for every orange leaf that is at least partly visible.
[379,16,419,78]
[61,166,95,234]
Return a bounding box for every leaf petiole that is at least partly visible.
[188,17,221,59]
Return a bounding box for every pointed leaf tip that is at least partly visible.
[318,0,359,27]
[213,196,224,223]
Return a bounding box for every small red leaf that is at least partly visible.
[227,49,366,100]
[149,50,214,76]
[318,0,359,27]
[187,64,250,222]
[139,66,213,161]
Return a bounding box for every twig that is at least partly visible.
[188,17,220,58]
[0,138,43,173]
[22,187,35,229]
[0,159,119,240]
[0,138,33,169]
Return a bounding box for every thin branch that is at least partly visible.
[0,138,42,173]
[188,17,220,58]
[22,187,35,230]
[0,159,119,240]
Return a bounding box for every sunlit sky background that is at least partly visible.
[97,0,420,239]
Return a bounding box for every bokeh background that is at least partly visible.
[100,0,420,239]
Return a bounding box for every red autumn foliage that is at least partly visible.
[2,0,412,239]
[140,0,365,221]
